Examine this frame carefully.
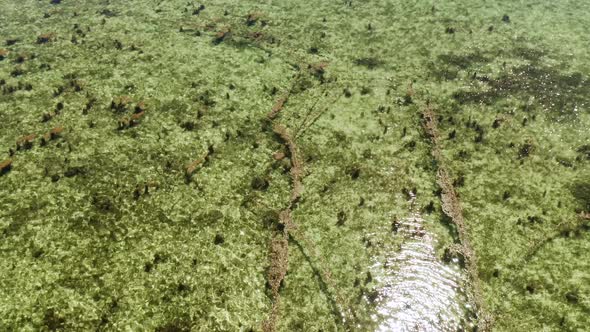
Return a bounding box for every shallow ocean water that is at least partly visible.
[0,0,589,331]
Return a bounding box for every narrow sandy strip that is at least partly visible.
[263,93,352,330]
[264,122,342,331]
[422,105,493,331]
[262,97,304,331]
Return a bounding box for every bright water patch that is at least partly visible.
[372,197,475,331]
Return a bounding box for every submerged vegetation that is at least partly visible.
[0,0,589,331]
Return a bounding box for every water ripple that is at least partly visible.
[372,197,475,332]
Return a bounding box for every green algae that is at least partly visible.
[1,0,589,331]
[572,182,590,212]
